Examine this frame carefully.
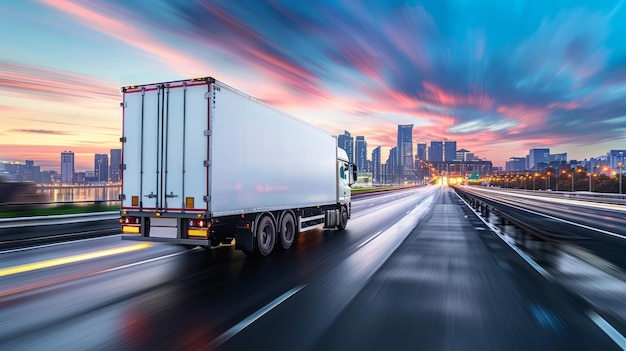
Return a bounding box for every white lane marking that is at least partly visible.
[588,310,626,350]
[0,234,122,254]
[357,231,383,249]
[99,249,194,273]
[455,194,552,280]
[210,285,306,348]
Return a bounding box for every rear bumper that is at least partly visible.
[122,235,210,246]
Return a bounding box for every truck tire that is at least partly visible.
[278,212,296,250]
[337,206,348,230]
[256,215,276,256]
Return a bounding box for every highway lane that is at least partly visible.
[225,186,623,350]
[0,186,438,350]
[456,185,626,272]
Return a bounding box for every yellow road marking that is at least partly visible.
[0,243,152,277]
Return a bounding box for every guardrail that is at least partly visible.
[0,212,121,249]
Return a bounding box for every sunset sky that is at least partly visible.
[1,0,626,172]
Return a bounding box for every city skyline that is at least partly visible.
[2,1,626,170]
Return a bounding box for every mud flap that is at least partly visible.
[234,227,254,252]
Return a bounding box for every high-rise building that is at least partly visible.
[371,146,381,184]
[528,148,550,170]
[397,124,414,177]
[456,149,471,161]
[608,150,626,170]
[443,141,457,161]
[417,142,427,160]
[110,149,122,182]
[61,151,74,183]
[338,130,354,164]
[355,136,367,172]
[428,141,443,162]
[94,154,109,182]
[506,157,526,172]
[385,147,397,184]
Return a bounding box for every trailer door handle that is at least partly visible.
[144,192,157,198]
[165,192,178,198]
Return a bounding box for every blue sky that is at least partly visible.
[1,0,625,171]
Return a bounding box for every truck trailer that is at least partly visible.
[119,77,356,256]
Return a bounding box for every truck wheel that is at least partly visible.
[337,206,348,230]
[278,212,296,250]
[256,215,276,256]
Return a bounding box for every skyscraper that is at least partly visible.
[443,141,457,161]
[61,151,74,183]
[337,130,354,164]
[397,124,414,177]
[428,141,443,162]
[371,146,381,184]
[355,136,367,172]
[417,142,427,160]
[94,154,109,182]
[110,149,122,182]
[386,147,397,184]
[528,148,550,170]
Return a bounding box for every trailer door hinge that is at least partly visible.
[203,196,210,202]
[204,130,211,136]
[120,137,127,143]
[204,160,211,167]
[120,101,127,108]
[120,164,126,170]
[119,194,126,200]
[204,92,211,99]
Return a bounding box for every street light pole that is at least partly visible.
[571,168,575,192]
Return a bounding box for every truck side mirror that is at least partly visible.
[350,164,358,186]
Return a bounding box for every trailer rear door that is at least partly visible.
[121,79,210,213]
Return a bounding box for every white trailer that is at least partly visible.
[119,77,356,255]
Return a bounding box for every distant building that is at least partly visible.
[371,146,381,184]
[608,150,626,171]
[355,136,367,172]
[428,141,443,162]
[338,130,354,164]
[110,149,122,182]
[443,141,457,161]
[456,149,473,162]
[506,157,526,172]
[385,146,397,184]
[397,125,414,178]
[61,151,74,183]
[416,142,427,160]
[527,148,550,170]
[94,154,109,182]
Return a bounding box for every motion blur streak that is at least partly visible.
[0,243,152,277]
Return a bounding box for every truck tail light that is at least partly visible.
[121,216,140,234]
[187,219,210,238]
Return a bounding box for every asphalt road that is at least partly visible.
[0,185,623,350]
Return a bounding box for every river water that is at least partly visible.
[36,185,122,203]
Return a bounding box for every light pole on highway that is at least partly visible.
[546,171,551,190]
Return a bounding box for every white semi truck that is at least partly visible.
[119,77,356,255]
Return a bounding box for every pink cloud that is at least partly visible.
[0,62,118,103]
[41,0,209,77]
[419,82,494,111]
[546,101,580,110]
